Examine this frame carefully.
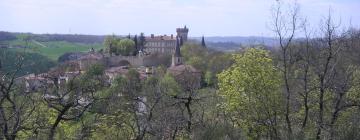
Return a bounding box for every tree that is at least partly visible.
[133,35,138,55]
[180,43,208,72]
[138,33,146,51]
[0,49,55,77]
[218,48,283,139]
[117,39,136,56]
[104,36,136,56]
[0,56,37,140]
[42,64,107,140]
[201,36,206,48]
[104,35,116,56]
[270,1,301,138]
[206,52,233,87]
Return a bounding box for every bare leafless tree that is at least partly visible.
[271,1,301,138]
[313,12,342,140]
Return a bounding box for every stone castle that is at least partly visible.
[18,26,203,92]
[143,26,189,54]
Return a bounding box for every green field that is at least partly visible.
[3,39,104,61]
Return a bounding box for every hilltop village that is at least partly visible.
[19,26,205,92]
[2,1,360,139]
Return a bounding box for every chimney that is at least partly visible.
[151,34,154,38]
[171,34,173,39]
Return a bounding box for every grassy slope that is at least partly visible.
[35,41,103,60]
[3,39,104,61]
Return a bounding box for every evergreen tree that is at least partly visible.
[201,36,206,48]
[133,35,138,55]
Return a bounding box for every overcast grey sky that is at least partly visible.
[0,0,359,37]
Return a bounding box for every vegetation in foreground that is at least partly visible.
[1,2,360,140]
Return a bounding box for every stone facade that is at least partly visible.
[106,56,144,67]
[143,26,188,54]
[176,26,189,41]
[144,37,176,54]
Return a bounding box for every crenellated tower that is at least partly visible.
[176,25,189,42]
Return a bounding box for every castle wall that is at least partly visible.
[107,56,144,67]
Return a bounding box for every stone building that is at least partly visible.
[15,73,53,93]
[78,52,104,71]
[167,37,202,90]
[176,26,189,41]
[143,26,189,54]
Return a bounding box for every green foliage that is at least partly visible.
[160,73,182,96]
[0,49,56,76]
[16,98,52,139]
[37,41,103,60]
[85,63,105,76]
[347,68,360,102]
[4,39,103,60]
[217,48,282,139]
[180,43,233,87]
[116,39,136,56]
[193,123,244,140]
[181,43,207,60]
[181,43,207,71]
[104,36,136,56]
[125,69,142,93]
[3,29,360,140]
[204,71,214,86]
[104,35,116,55]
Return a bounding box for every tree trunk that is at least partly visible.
[316,87,324,140]
[329,93,344,140]
[282,48,293,138]
[185,96,193,132]
[49,106,70,140]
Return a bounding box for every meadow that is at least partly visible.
[3,39,104,61]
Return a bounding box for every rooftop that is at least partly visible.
[145,35,176,41]
[167,64,200,76]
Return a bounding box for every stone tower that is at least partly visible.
[172,37,183,66]
[176,25,189,42]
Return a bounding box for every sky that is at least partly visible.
[0,0,359,37]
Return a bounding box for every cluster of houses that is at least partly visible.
[18,26,204,92]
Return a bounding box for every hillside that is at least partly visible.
[1,31,280,56]
[0,32,104,61]
[192,36,278,46]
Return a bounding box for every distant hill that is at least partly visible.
[191,36,279,47]
[1,31,280,53]
[189,36,278,52]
